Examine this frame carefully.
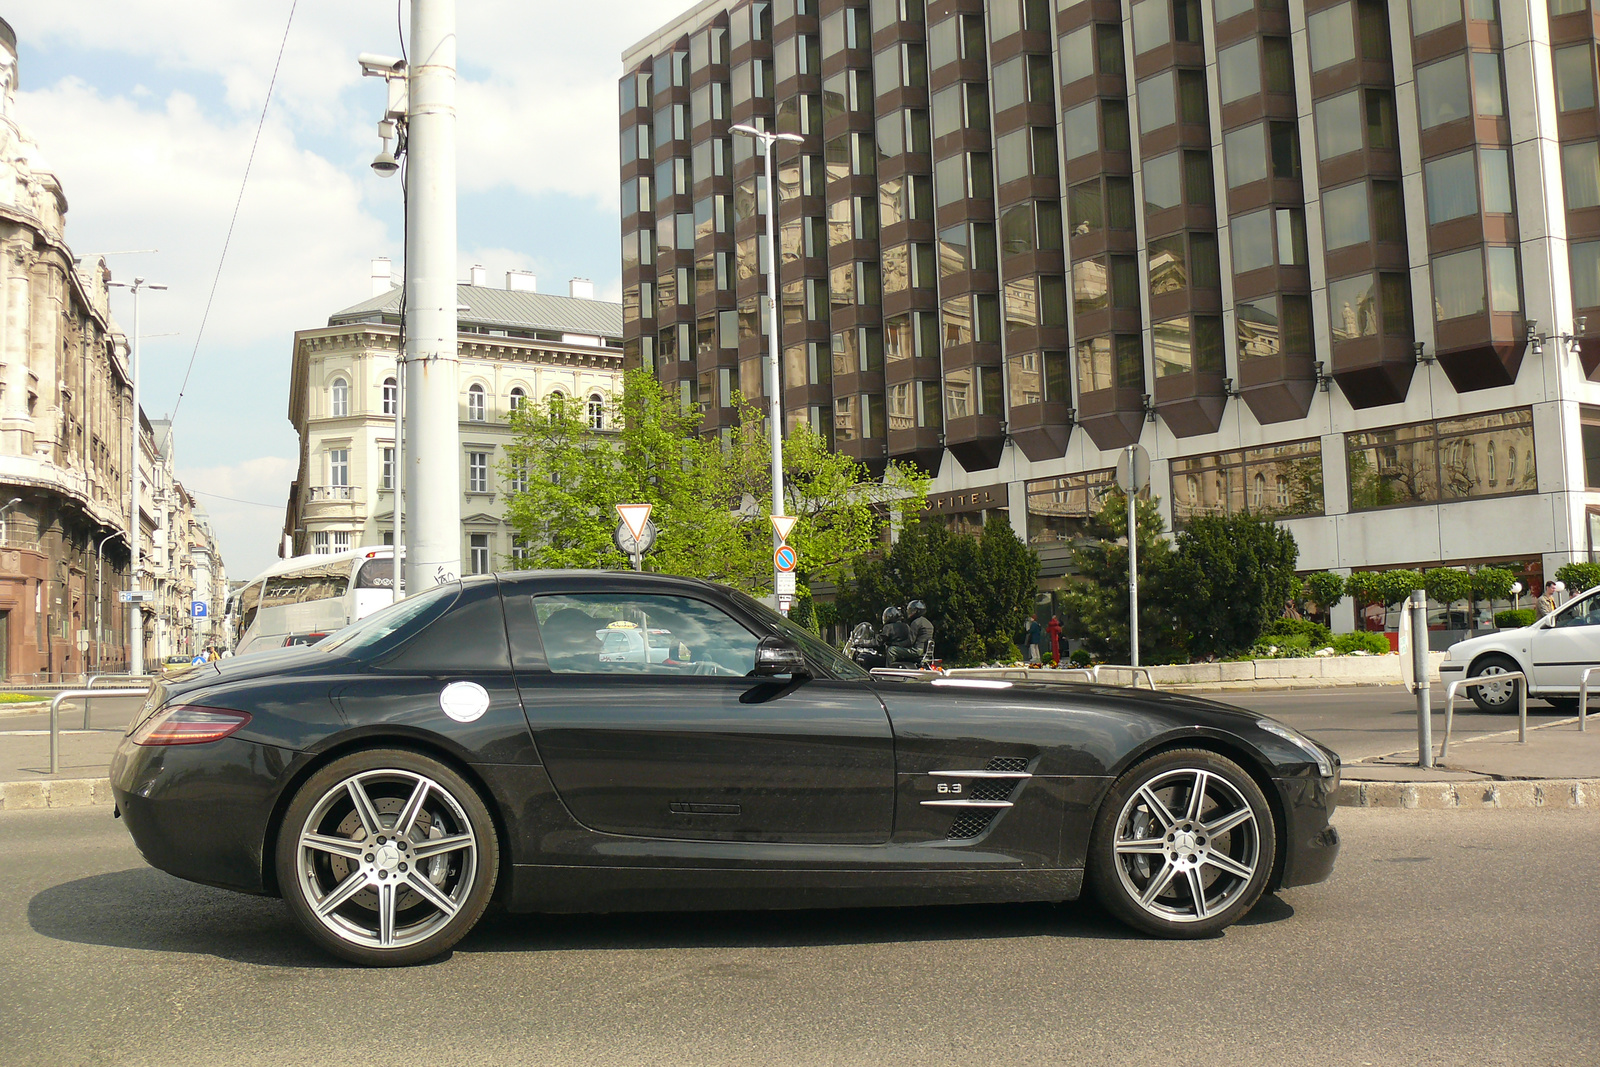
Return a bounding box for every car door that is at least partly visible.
[1528,591,1600,692]
[506,586,895,844]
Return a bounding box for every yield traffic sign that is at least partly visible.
[615,503,653,540]
[770,514,798,542]
[774,545,797,572]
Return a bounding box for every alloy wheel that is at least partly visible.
[292,769,480,951]
[1110,767,1261,925]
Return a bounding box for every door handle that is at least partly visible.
[669,802,741,816]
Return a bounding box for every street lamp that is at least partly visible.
[108,275,166,676]
[94,529,126,672]
[730,122,803,611]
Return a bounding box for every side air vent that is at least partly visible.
[948,811,996,840]
[967,779,1017,803]
[987,756,1030,773]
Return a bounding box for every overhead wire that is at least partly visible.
[159,0,300,448]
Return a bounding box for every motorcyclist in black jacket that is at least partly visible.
[879,606,918,665]
[905,599,934,664]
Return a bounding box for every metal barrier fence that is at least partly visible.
[48,688,150,775]
[1089,664,1157,689]
[895,664,1158,689]
[1439,672,1527,762]
[81,674,155,729]
[1577,667,1598,735]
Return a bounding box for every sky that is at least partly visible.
[9,0,692,581]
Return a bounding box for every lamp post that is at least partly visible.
[108,276,166,676]
[730,123,803,609]
[94,529,125,672]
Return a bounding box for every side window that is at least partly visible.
[1553,593,1600,628]
[380,582,511,670]
[529,593,759,676]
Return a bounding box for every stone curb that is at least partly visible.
[1335,778,1600,809]
[0,777,115,810]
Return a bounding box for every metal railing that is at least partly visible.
[81,674,155,728]
[1090,664,1158,690]
[1576,667,1598,735]
[936,664,1157,689]
[48,688,150,774]
[1439,671,1527,761]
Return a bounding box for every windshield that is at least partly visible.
[725,587,870,680]
[316,582,460,657]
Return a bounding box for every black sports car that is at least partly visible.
[112,571,1340,966]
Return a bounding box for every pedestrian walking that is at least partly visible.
[1537,580,1558,618]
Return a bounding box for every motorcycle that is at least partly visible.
[844,612,937,672]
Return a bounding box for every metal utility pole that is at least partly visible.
[1410,589,1433,768]
[402,0,461,592]
[109,276,165,675]
[731,123,803,609]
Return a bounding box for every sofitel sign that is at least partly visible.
[927,483,1008,515]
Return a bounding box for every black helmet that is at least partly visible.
[881,606,903,625]
[906,599,926,620]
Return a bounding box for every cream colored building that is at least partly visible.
[284,263,624,569]
[138,418,227,661]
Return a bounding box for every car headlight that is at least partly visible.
[1257,719,1337,778]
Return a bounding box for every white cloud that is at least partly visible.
[181,454,300,582]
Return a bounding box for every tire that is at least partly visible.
[1467,654,1523,713]
[1088,748,1276,939]
[275,748,499,966]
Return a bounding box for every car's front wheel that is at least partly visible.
[1088,749,1277,939]
[1467,654,1523,713]
[275,749,499,966]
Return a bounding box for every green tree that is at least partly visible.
[1423,567,1472,607]
[1303,571,1346,622]
[836,517,1039,664]
[1555,561,1600,595]
[1470,566,1515,604]
[501,369,928,595]
[1370,569,1425,606]
[1164,514,1301,658]
[1059,492,1184,664]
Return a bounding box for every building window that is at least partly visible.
[467,383,486,422]
[382,377,398,416]
[1555,44,1596,113]
[587,393,605,429]
[509,386,526,412]
[330,378,349,418]
[332,531,351,553]
[510,462,529,494]
[1170,440,1325,525]
[313,531,330,555]
[1562,142,1600,211]
[1025,468,1119,543]
[328,449,349,490]
[1346,408,1537,509]
[381,447,394,491]
[468,451,489,493]
[469,534,490,575]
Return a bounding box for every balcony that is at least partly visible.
[304,485,365,519]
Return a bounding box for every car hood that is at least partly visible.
[1443,626,1535,660]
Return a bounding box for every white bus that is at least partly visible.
[232,547,399,656]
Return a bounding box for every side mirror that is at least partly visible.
[753,635,809,677]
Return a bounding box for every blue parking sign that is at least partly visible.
[191,601,208,618]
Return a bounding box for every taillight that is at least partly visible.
[130,705,252,746]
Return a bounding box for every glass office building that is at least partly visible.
[621,0,1600,630]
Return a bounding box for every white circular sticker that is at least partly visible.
[439,681,490,723]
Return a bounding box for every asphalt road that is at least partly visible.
[0,804,1595,1067]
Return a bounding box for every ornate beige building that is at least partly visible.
[0,18,136,680]
[284,263,625,569]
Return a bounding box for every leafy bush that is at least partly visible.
[1303,571,1345,614]
[1261,617,1333,648]
[1253,634,1312,658]
[1494,609,1536,629]
[1332,631,1390,655]
[1164,514,1300,658]
[1424,567,1473,606]
[1471,567,1516,603]
[1069,648,1093,668]
[1555,562,1600,596]
[1370,569,1425,606]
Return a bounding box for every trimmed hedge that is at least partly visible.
[1494,609,1537,629]
[1332,631,1390,655]
[1261,617,1334,647]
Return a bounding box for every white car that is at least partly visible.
[1439,584,1600,712]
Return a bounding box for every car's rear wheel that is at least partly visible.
[1467,654,1523,713]
[275,749,499,966]
[1088,749,1276,939]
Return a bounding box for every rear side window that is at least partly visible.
[380,581,511,671]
